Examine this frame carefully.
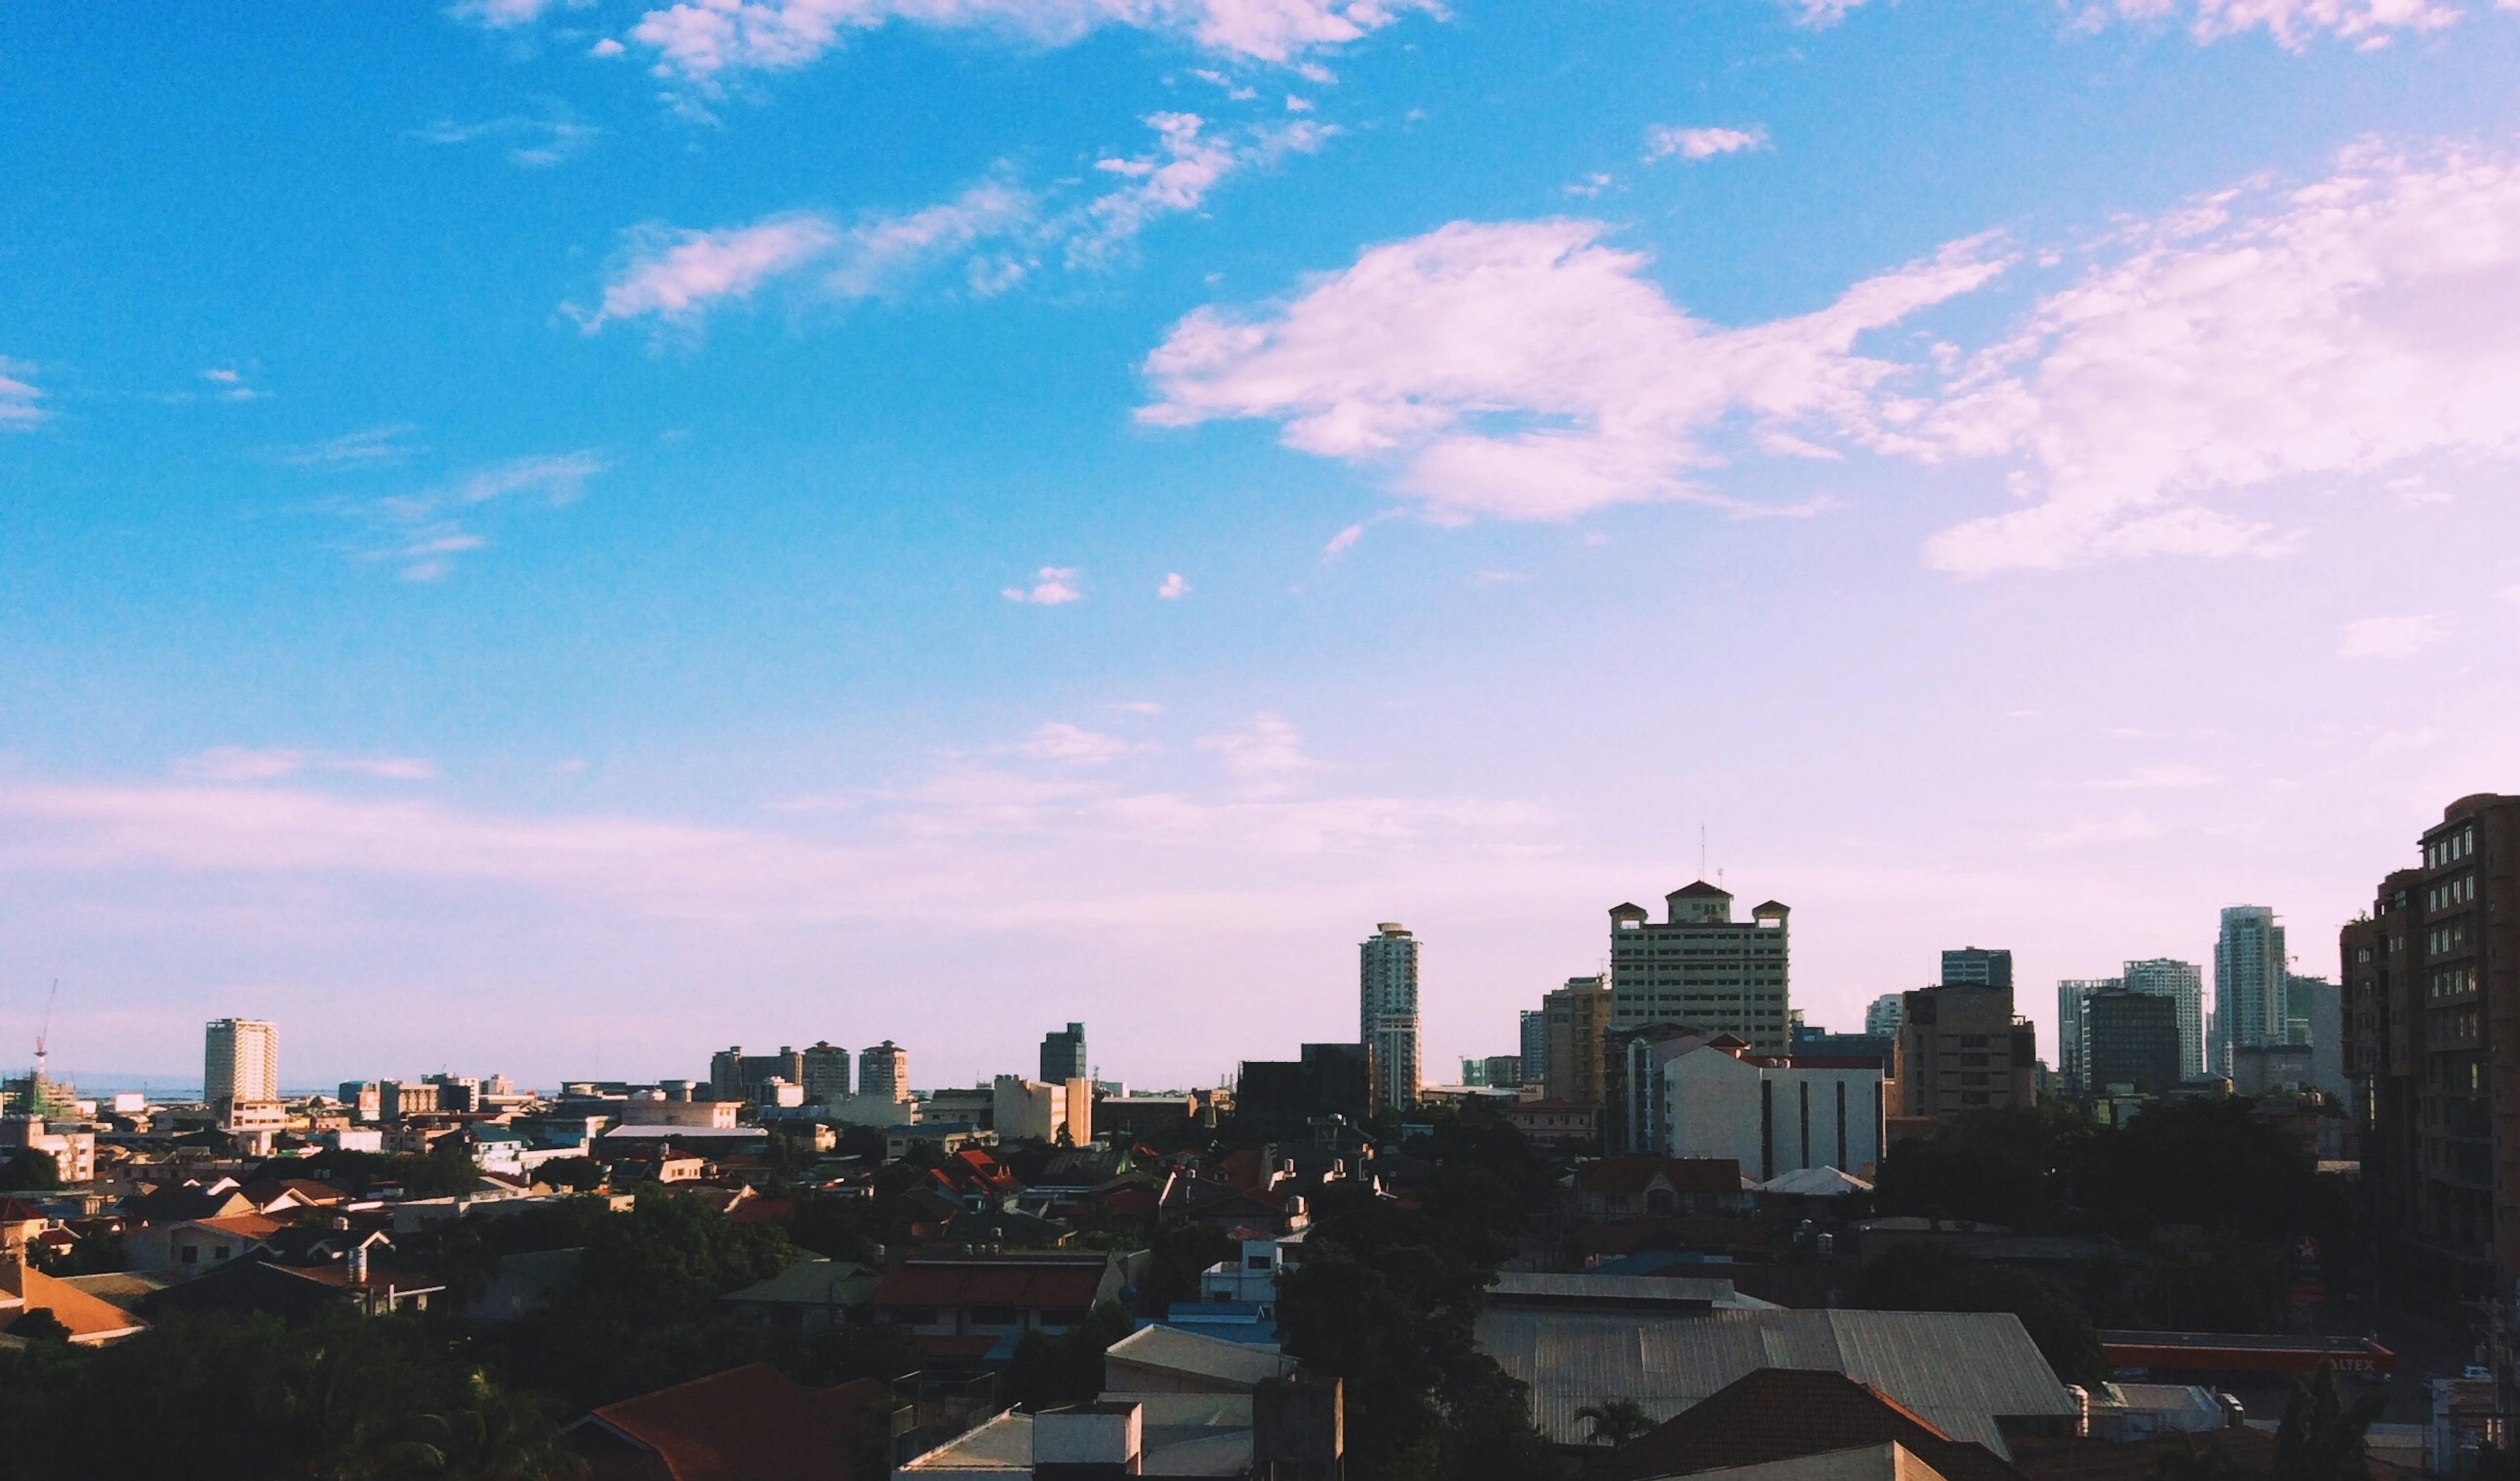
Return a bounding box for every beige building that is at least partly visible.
[1609,884,1792,1053]
[1359,923,1422,1112]
[1893,984,2037,1123]
[0,1116,96,1184]
[859,1041,909,1102]
[993,1076,1092,1144]
[205,1018,279,1112]
[1542,976,1612,1108]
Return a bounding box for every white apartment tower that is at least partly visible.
[1360,922,1421,1112]
[2054,978,2117,1098]
[1609,883,1791,1054]
[2214,906,2289,1076]
[205,1018,279,1110]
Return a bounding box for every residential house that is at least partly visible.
[1197,1226,1307,1313]
[721,1258,885,1333]
[566,1364,904,1481]
[871,1252,1132,1360]
[1101,1324,1299,1394]
[1590,1367,2027,1481]
[125,1213,287,1279]
[0,1256,149,1344]
[1575,1158,1747,1220]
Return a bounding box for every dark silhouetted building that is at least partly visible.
[1041,1022,1087,1084]
[1235,1043,1373,1135]
[2085,990,2181,1096]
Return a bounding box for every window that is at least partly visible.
[1246,1255,1274,1271]
[181,1246,199,1266]
[971,1306,1021,1326]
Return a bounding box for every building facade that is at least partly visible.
[1359,924,1421,1112]
[2123,958,2207,1083]
[1519,1010,1547,1090]
[1940,948,2015,990]
[1663,1043,1885,1181]
[1041,1022,1089,1085]
[204,1018,279,1111]
[1863,994,1904,1040]
[1893,984,2036,1122]
[2055,978,2116,1100]
[859,1041,909,1103]
[2085,990,2181,1095]
[1541,976,1611,1108]
[801,1042,851,1104]
[2342,794,2519,1300]
[2216,906,2290,1077]
[1235,1043,1373,1135]
[1608,884,1791,1052]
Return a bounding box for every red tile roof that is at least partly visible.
[873,1256,1109,1312]
[579,1365,896,1481]
[1591,1368,2021,1481]
[0,1198,47,1224]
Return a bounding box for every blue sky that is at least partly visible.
[5,0,2519,1090]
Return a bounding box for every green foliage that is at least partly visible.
[537,1157,605,1192]
[33,1229,126,1276]
[0,1148,62,1190]
[789,1192,887,1263]
[0,1309,581,1480]
[1847,1249,2107,1388]
[1143,1224,1237,1311]
[1005,1300,1138,1410]
[2273,1362,2384,1481]
[299,1141,485,1200]
[9,1307,71,1344]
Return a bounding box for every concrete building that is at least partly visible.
[424,1074,481,1114]
[1863,994,1905,1040]
[2054,978,2116,1100]
[204,1018,278,1113]
[1609,884,1791,1053]
[1940,948,2013,991]
[2343,795,2519,1300]
[1479,1054,1523,1088]
[1359,923,1421,1112]
[800,1042,851,1104]
[1520,1010,1547,1090]
[336,1082,382,1122]
[993,1076,1092,1144]
[1040,1022,1088,1086]
[859,1041,909,1102]
[710,1046,807,1104]
[2085,990,2181,1095]
[1542,976,1612,1108]
[2123,958,2207,1083]
[2215,906,2290,1077]
[1663,1042,1885,1182]
[0,1116,96,1184]
[1894,984,2036,1123]
[1235,1044,1373,1136]
[1607,1022,1715,1155]
[2287,975,2345,1100]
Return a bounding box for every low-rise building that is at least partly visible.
[871,1252,1131,1359]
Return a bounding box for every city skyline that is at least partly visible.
[6,7,2520,1088]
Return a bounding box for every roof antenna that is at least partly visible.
[1700,824,1707,881]
[35,979,58,1085]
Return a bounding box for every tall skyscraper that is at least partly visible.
[2215,906,2290,1076]
[2122,958,2206,1082]
[801,1042,851,1103]
[1542,976,1611,1108]
[1607,883,1791,1052]
[1519,1010,1547,1089]
[2054,978,2119,1099]
[1041,1022,1088,1084]
[2342,793,2516,1300]
[204,1018,279,1110]
[859,1040,908,1102]
[1941,947,2015,990]
[1863,994,1905,1040]
[1360,923,1421,1112]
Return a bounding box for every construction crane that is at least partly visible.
[34,979,57,1084]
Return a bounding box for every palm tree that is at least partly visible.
[1577,1397,1655,1448]
[2274,1361,2385,1481]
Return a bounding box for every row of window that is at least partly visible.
[2430,966,2480,998]
[2427,876,2477,912]
[2427,825,2477,870]
[2428,921,2473,955]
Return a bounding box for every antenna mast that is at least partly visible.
[35,979,58,1083]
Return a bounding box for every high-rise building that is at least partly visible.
[2121,958,2206,1083]
[1893,984,2035,1123]
[1941,948,2015,990]
[1041,1022,1089,1085]
[801,1042,851,1104]
[859,1041,908,1102]
[1541,976,1611,1108]
[2054,978,2118,1099]
[1519,1010,1547,1088]
[1481,1054,1523,1088]
[1360,923,1421,1112]
[1236,1043,1374,1136]
[2215,906,2290,1076]
[424,1073,482,1113]
[2343,793,2517,1300]
[710,1046,807,1102]
[2086,990,2181,1095]
[1863,994,1905,1040]
[2286,976,2345,1100]
[1608,884,1791,1052]
[204,1018,279,1111]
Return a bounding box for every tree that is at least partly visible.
[1005,1300,1137,1410]
[0,1148,62,1192]
[10,1308,71,1344]
[1847,1248,2107,1388]
[537,1157,605,1192]
[2274,1362,2384,1481]
[1576,1398,1653,1447]
[2154,1430,2245,1481]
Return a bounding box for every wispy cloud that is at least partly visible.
[1017,722,1135,766]
[1785,0,2461,43]
[0,357,45,431]
[1157,572,1191,599]
[2338,613,2451,659]
[1643,124,1768,162]
[445,0,560,29]
[576,213,841,331]
[343,450,605,581]
[1322,523,1366,559]
[200,367,261,402]
[410,106,601,167]
[280,425,423,469]
[1002,567,1084,605]
[1197,713,1316,796]
[173,747,439,783]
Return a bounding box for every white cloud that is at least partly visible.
[827,177,1038,297]
[410,109,602,168]
[626,0,1435,92]
[1140,218,2005,521]
[1922,141,2520,572]
[1563,173,1614,199]
[2338,612,2451,659]
[173,747,439,783]
[279,425,422,468]
[591,36,627,55]
[1003,567,1084,605]
[1785,0,2462,42]
[1111,700,1166,714]
[1322,523,1365,559]
[1196,713,1316,795]
[447,0,557,29]
[1158,572,1191,598]
[2083,763,2223,790]
[577,213,841,331]
[1018,722,1135,765]
[351,451,604,581]
[1643,125,1769,163]
[0,357,46,431]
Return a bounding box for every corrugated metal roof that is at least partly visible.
[1475,1308,2074,1456]
[1105,1324,1299,1388]
[1489,1272,1778,1310]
